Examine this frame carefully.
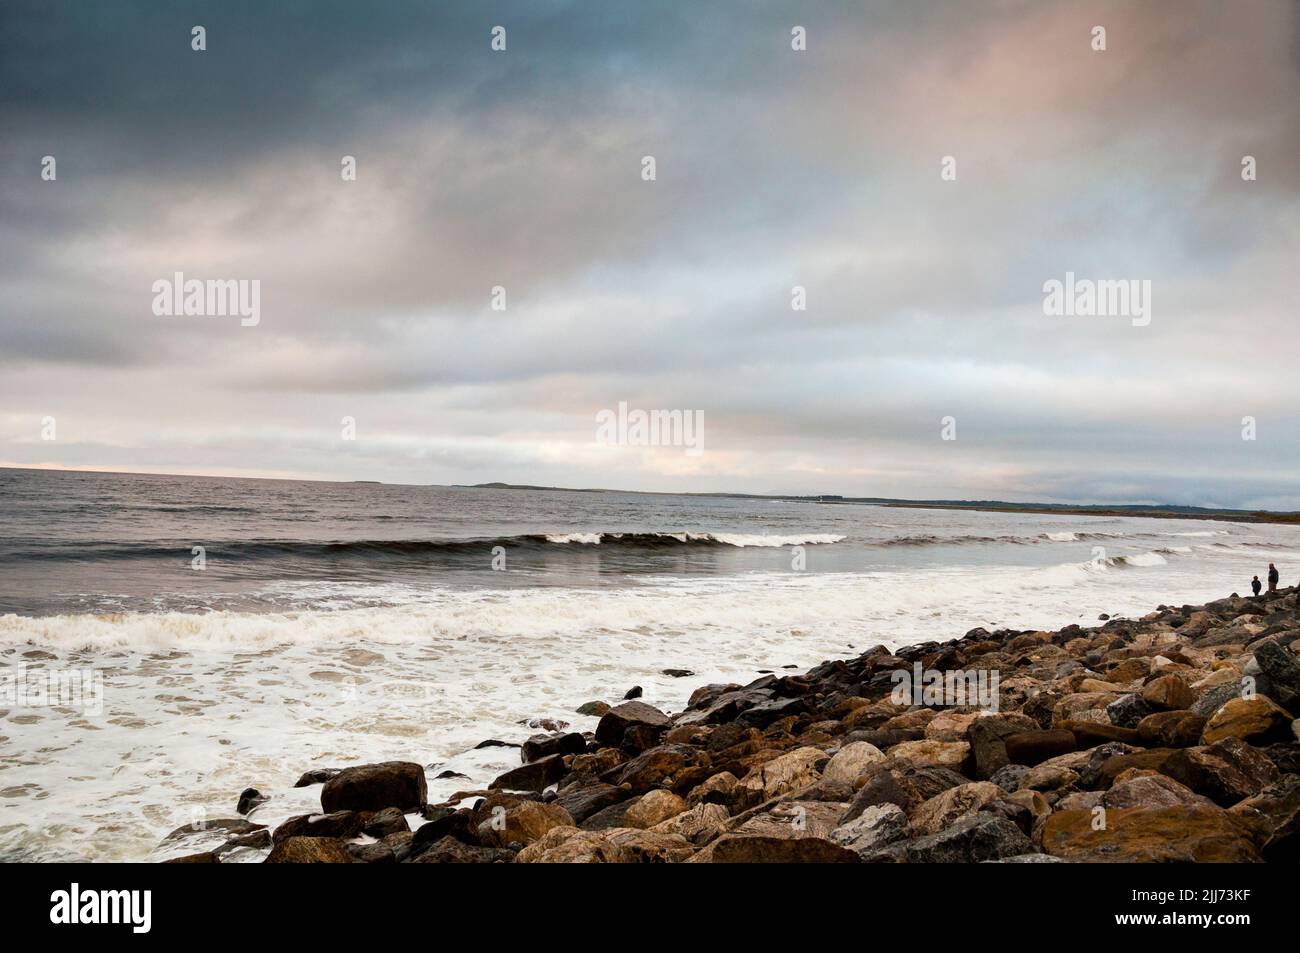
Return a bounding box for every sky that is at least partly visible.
[1,0,1298,507]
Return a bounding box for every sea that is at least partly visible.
[2,466,1297,860]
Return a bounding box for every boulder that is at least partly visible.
[236,788,267,815]
[602,827,694,862]
[1140,674,1195,711]
[649,802,730,844]
[1041,806,1262,862]
[361,807,409,839]
[734,746,825,808]
[264,836,355,863]
[515,827,629,863]
[1201,696,1294,745]
[1136,710,1206,748]
[320,761,426,813]
[272,811,366,843]
[409,837,516,863]
[521,732,587,763]
[830,804,910,857]
[820,741,886,786]
[552,777,629,823]
[1100,775,1215,810]
[1003,730,1076,766]
[622,789,687,829]
[604,744,709,794]
[840,764,923,821]
[594,701,671,748]
[490,754,567,793]
[1163,737,1280,806]
[691,835,859,863]
[886,740,970,771]
[904,814,1035,863]
[911,781,1005,835]
[476,800,574,847]
[1227,774,1300,861]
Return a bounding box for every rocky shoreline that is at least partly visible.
[165,587,1300,863]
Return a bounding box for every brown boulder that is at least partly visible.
[264,836,356,863]
[320,761,427,813]
[1163,737,1280,806]
[594,701,671,748]
[1003,730,1076,766]
[1201,696,1294,745]
[1136,710,1206,747]
[1042,806,1261,862]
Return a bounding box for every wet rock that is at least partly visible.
[1140,674,1195,711]
[1228,774,1300,861]
[604,743,709,795]
[320,761,427,813]
[552,777,629,823]
[691,834,859,863]
[662,669,695,678]
[265,836,356,864]
[1100,774,1214,810]
[603,827,695,862]
[623,686,643,700]
[734,746,825,809]
[521,732,587,763]
[272,810,366,843]
[1192,682,1246,717]
[594,701,671,748]
[236,787,267,815]
[294,768,341,787]
[575,701,611,717]
[409,836,516,863]
[1105,693,1154,728]
[490,753,567,793]
[1253,640,1300,709]
[162,852,220,863]
[361,807,410,839]
[348,842,395,864]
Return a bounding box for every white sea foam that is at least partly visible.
[541,531,846,546]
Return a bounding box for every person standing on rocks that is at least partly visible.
[1268,563,1280,592]
[1252,575,1262,597]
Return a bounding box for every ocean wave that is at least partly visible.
[0,531,846,564]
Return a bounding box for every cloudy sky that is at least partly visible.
[2,1,1298,507]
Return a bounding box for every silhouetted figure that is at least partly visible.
[1268,563,1279,592]
[1252,575,1262,597]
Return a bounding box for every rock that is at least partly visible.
[904,814,1035,863]
[361,807,410,839]
[830,804,910,857]
[911,782,1006,835]
[923,711,980,741]
[989,764,1032,792]
[1003,730,1076,766]
[734,747,825,808]
[1100,775,1215,810]
[649,803,729,844]
[409,836,516,863]
[1140,674,1195,711]
[489,754,566,792]
[594,701,670,748]
[521,732,587,763]
[623,686,643,700]
[473,739,519,750]
[886,740,970,771]
[1136,710,1206,747]
[264,837,356,863]
[622,789,686,828]
[575,701,611,717]
[662,669,695,678]
[685,771,738,807]
[348,842,395,864]
[1228,774,1300,861]
[1042,806,1261,862]
[236,787,267,815]
[1105,693,1154,728]
[294,768,341,787]
[820,741,886,786]
[1201,696,1294,745]
[602,827,695,862]
[691,835,859,863]
[1192,682,1245,717]
[552,777,629,823]
[1060,721,1140,748]
[604,744,708,795]
[1164,737,1280,806]
[162,852,220,863]
[731,800,846,840]
[1253,640,1300,708]
[272,811,366,843]
[410,809,478,853]
[476,800,574,847]
[580,801,635,831]
[320,761,427,814]
[515,827,629,863]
